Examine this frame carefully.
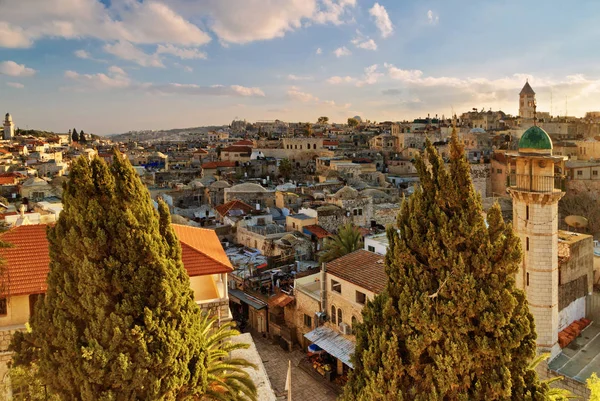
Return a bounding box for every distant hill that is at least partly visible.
[110,125,228,143]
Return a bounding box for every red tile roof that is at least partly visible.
[172,224,233,275]
[194,149,209,154]
[214,200,253,217]
[0,177,17,185]
[202,161,236,169]
[0,225,50,296]
[323,140,338,146]
[326,250,387,294]
[0,223,233,297]
[303,225,331,239]
[221,146,251,153]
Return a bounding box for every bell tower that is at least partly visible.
[507,116,567,357]
[519,80,536,119]
[3,113,14,140]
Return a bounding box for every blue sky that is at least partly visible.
[1,0,599,135]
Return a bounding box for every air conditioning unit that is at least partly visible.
[339,322,352,335]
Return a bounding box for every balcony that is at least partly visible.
[507,174,565,193]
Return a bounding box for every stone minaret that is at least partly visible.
[519,80,536,119]
[3,113,14,140]
[507,124,566,357]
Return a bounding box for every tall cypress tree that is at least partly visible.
[72,128,78,142]
[10,151,254,399]
[342,131,547,401]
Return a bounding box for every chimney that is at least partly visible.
[320,262,327,314]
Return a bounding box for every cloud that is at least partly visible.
[0,61,36,77]
[151,83,265,97]
[0,0,211,48]
[316,47,323,55]
[427,10,439,25]
[333,46,351,57]
[312,0,357,25]
[287,74,313,81]
[327,64,381,86]
[103,41,164,67]
[174,63,193,72]
[369,3,393,38]
[351,37,377,50]
[288,87,319,102]
[156,44,207,60]
[63,66,265,97]
[6,82,24,89]
[74,50,92,59]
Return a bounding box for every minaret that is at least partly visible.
[506,109,567,357]
[519,80,536,119]
[3,113,14,140]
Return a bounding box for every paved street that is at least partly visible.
[252,333,339,401]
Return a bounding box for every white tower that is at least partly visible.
[3,113,14,140]
[507,121,567,358]
[519,81,536,119]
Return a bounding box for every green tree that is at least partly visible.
[317,116,329,125]
[342,131,547,400]
[319,223,362,264]
[278,158,292,180]
[71,128,78,142]
[10,152,256,400]
[304,122,313,137]
[79,129,87,143]
[347,118,359,128]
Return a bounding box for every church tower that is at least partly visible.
[519,81,536,119]
[506,115,567,357]
[3,113,14,140]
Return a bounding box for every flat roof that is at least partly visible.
[558,230,593,245]
[549,323,600,383]
[289,213,314,220]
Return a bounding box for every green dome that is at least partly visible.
[518,126,552,150]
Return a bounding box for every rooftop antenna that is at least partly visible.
[565,96,568,119]
[533,100,537,126]
[550,87,553,117]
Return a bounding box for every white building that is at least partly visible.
[3,113,14,140]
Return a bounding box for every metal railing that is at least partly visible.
[507,174,565,193]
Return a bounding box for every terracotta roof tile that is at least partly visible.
[0,223,233,297]
[202,161,236,169]
[0,225,50,296]
[326,250,387,294]
[214,200,253,217]
[172,224,232,275]
[222,146,252,153]
[0,177,17,185]
[303,225,331,239]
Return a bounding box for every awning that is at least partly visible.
[257,263,268,269]
[229,289,268,310]
[304,326,355,368]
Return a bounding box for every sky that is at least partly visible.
[1,0,600,135]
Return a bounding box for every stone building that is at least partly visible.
[206,180,231,205]
[224,182,275,209]
[3,113,14,141]
[506,124,569,357]
[327,186,373,228]
[519,81,536,119]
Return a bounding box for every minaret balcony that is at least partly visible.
[507,173,565,193]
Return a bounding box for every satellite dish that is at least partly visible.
[565,215,588,231]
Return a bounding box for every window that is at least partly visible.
[0,298,6,315]
[300,145,302,150]
[496,168,502,174]
[353,209,358,216]
[577,170,583,176]
[526,237,529,251]
[313,144,317,149]
[331,280,341,294]
[337,308,343,325]
[292,222,296,229]
[356,291,366,305]
[358,209,363,216]
[525,205,529,220]
[527,272,530,286]
[304,314,312,328]
[331,305,336,324]
[368,245,375,252]
[595,171,599,176]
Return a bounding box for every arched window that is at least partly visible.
[331,305,336,324]
[313,143,317,149]
[337,308,343,325]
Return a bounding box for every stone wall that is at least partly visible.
[317,207,352,234]
[373,203,400,228]
[470,163,491,198]
[293,289,321,349]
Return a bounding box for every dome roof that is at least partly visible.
[333,185,358,199]
[470,127,486,134]
[210,180,230,189]
[229,182,267,192]
[23,177,48,187]
[5,113,11,122]
[360,188,389,199]
[189,179,204,188]
[518,126,552,152]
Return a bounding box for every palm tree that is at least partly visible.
[199,314,258,401]
[319,223,363,264]
[528,354,576,401]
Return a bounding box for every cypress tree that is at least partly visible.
[342,131,547,401]
[72,128,78,142]
[10,151,250,399]
[79,129,86,143]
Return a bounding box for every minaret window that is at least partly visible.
[526,205,529,220]
[527,273,530,286]
[526,237,530,251]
